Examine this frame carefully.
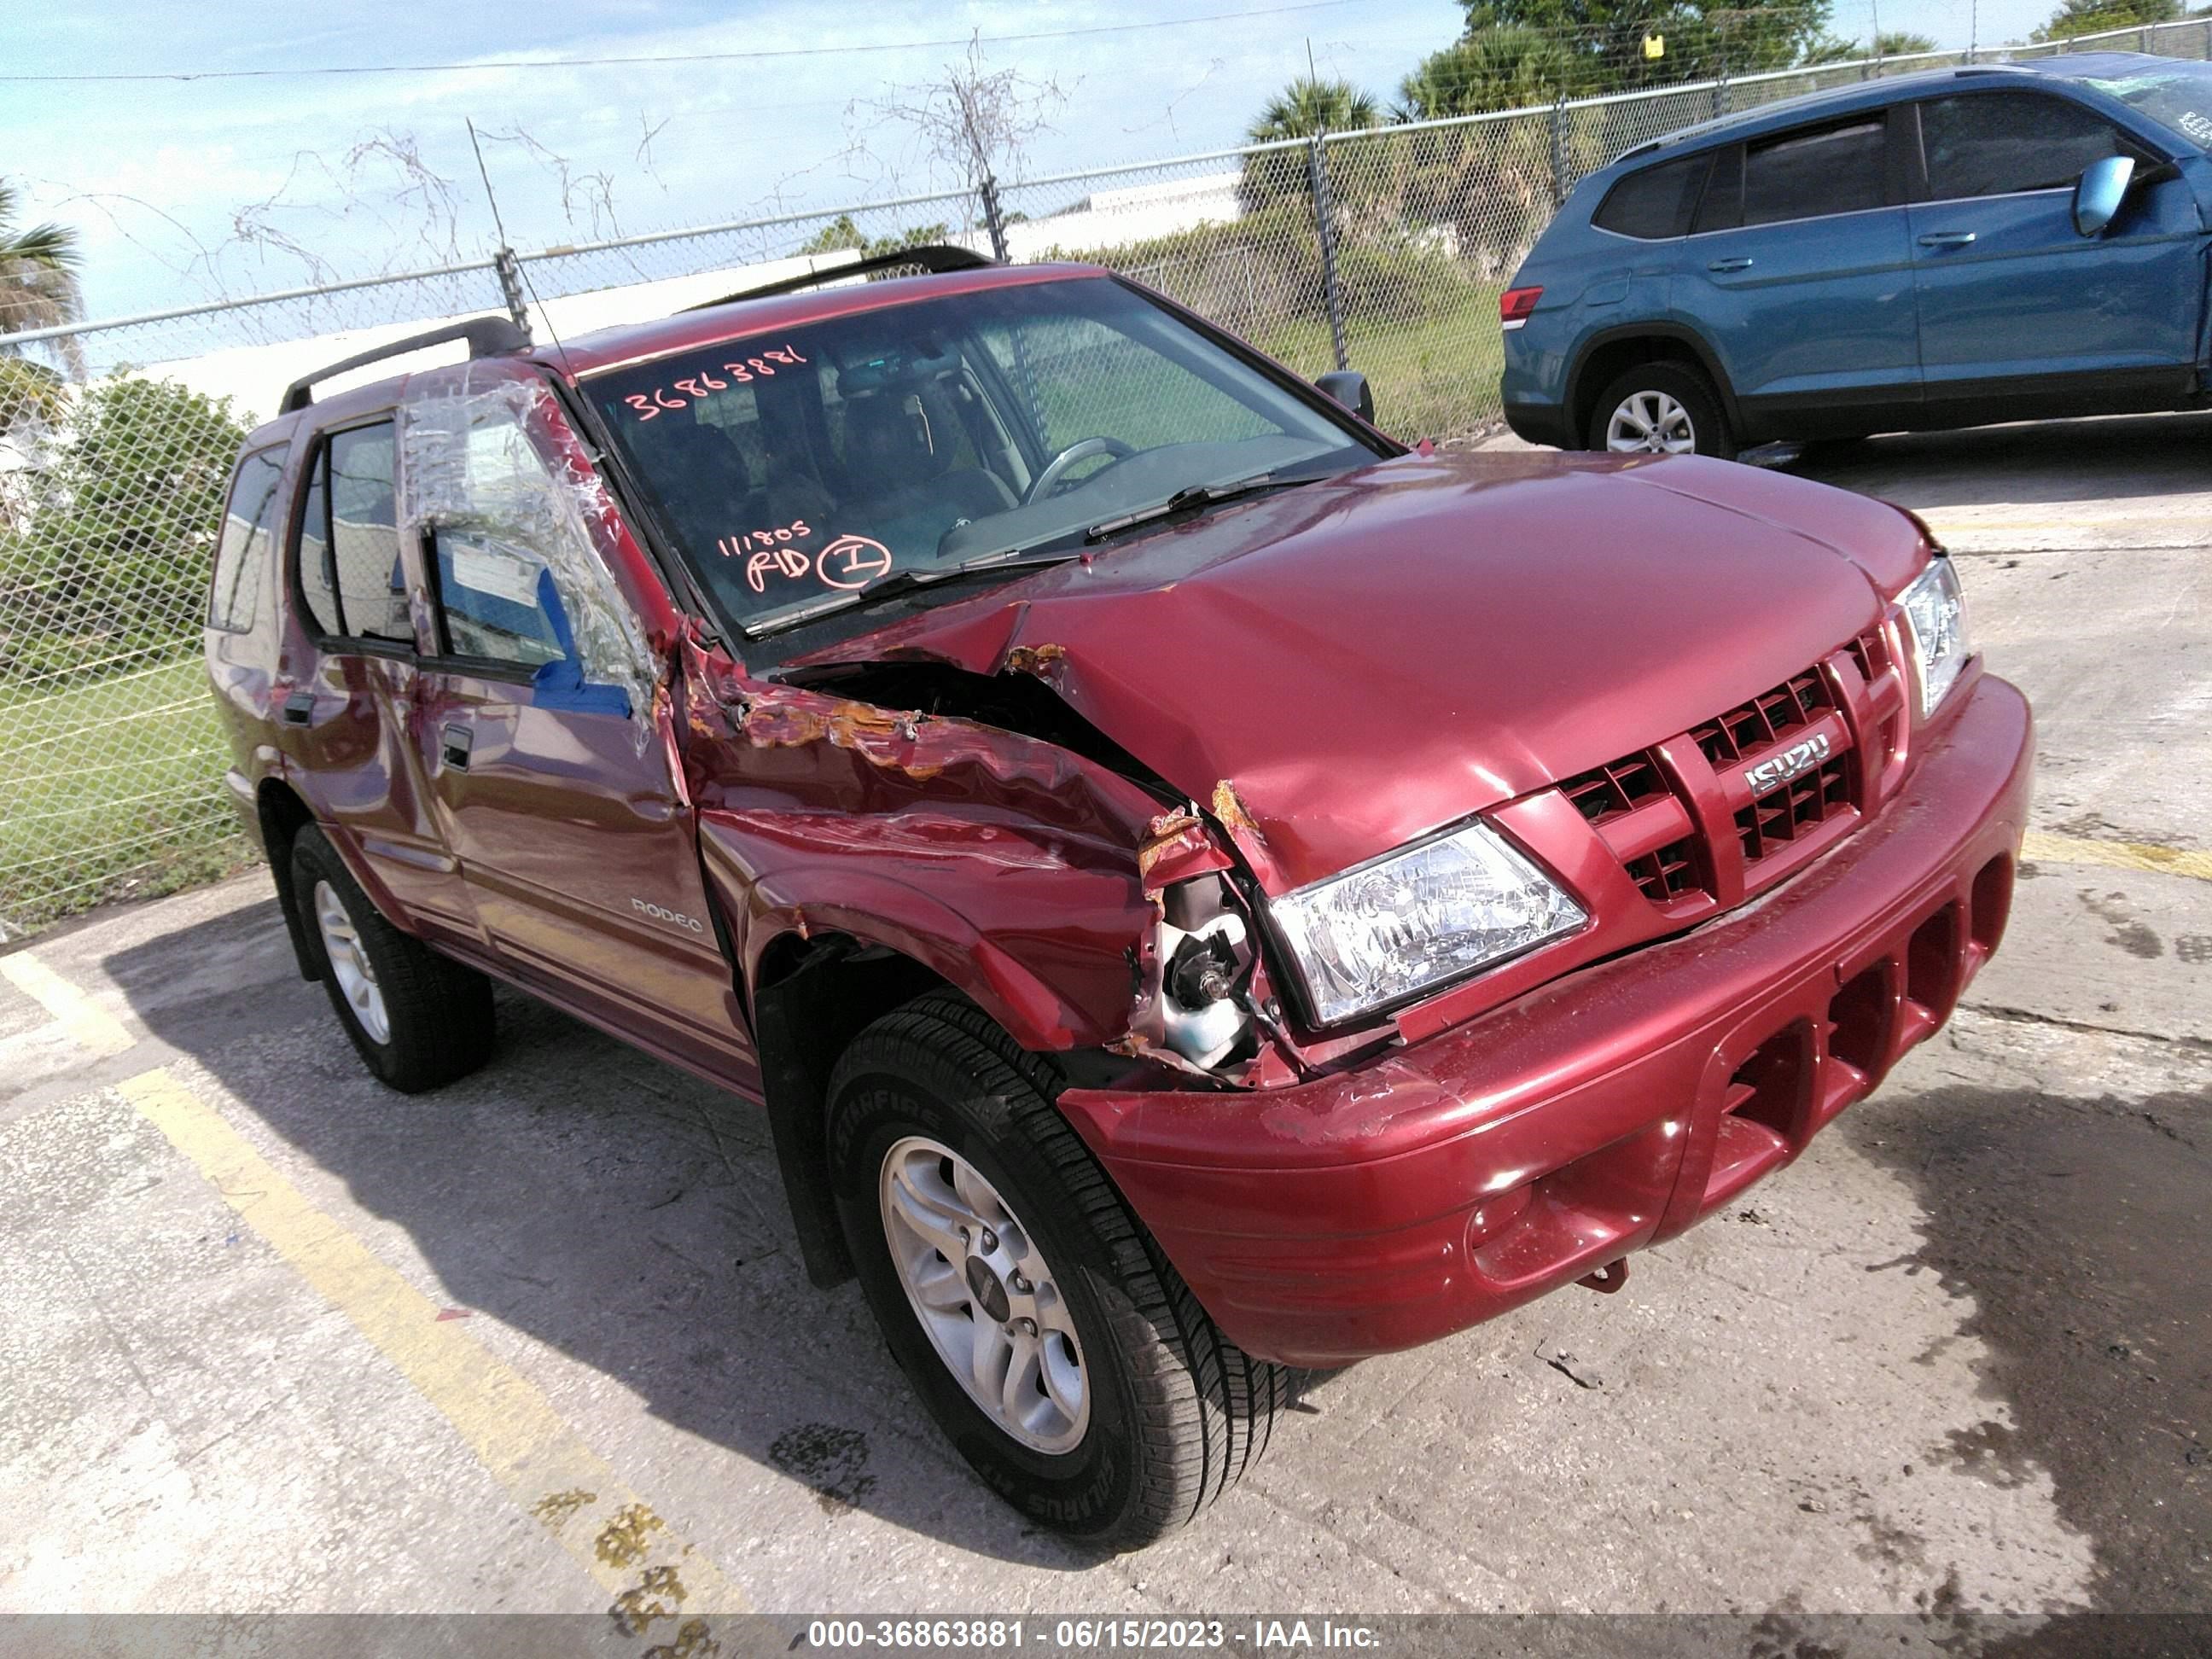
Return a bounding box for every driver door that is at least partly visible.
[1906,89,2202,406]
[403,388,755,1085]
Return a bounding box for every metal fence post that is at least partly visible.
[979,175,1011,263]
[492,247,533,341]
[1307,134,1349,371]
[1549,95,1569,207]
[1713,73,1731,119]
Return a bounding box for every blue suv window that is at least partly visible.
[1742,119,1887,225]
[1592,153,1713,240]
[1919,92,2136,200]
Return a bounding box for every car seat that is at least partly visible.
[839,385,1016,560]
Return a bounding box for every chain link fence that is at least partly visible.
[4,19,2208,934]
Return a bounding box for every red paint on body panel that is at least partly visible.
[210,262,2029,1370]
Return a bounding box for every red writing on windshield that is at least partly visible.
[718,517,818,594]
[746,545,813,592]
[717,518,812,561]
[815,534,894,591]
[621,344,808,420]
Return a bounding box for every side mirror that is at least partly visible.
[2072,154,2136,238]
[1315,370,1374,424]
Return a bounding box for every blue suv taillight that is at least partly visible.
[1499,286,1543,330]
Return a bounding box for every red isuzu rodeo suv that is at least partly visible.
[204,249,2030,1546]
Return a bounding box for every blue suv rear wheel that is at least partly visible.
[1586,362,1733,458]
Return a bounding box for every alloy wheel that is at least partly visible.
[1604,389,1697,454]
[878,1135,1089,1453]
[312,879,391,1045]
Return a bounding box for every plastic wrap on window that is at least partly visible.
[400,364,656,728]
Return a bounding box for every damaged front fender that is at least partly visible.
[679,636,1225,1064]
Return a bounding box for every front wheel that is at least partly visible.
[826,992,1294,1547]
[1587,362,1733,457]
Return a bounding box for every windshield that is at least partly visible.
[2078,61,2212,150]
[585,276,1380,637]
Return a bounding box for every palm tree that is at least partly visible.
[1246,77,1382,144]
[0,180,84,385]
[1395,30,1572,120]
[1241,78,1382,212]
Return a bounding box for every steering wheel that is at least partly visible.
[1022,435,1137,504]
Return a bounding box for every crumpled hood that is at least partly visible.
[786,450,1926,892]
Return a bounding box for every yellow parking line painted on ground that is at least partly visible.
[0,950,133,1057]
[2023,830,2212,884]
[119,1066,752,1630]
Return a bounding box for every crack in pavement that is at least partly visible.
[1959,1002,2211,1054]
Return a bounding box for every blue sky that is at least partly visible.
[6,0,2059,320]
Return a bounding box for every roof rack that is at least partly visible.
[682,244,997,312]
[279,314,529,415]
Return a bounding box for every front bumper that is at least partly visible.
[1057,675,2034,1366]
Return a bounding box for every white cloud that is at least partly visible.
[5,0,1458,318]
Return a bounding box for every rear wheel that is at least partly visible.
[291,826,495,1092]
[826,992,1294,1547]
[1587,361,1732,458]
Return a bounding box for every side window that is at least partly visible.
[1742,118,1888,225]
[208,445,289,632]
[434,527,568,669]
[424,416,580,672]
[1693,143,1744,232]
[288,422,409,645]
[1592,153,1713,240]
[1920,92,2134,201]
[292,452,341,636]
[328,424,411,644]
[405,375,672,719]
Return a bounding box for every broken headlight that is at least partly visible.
[1898,556,1972,719]
[1269,821,1586,1026]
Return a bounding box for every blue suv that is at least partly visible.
[1500,53,2212,457]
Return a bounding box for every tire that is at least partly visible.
[1586,361,1733,458]
[290,825,495,1093]
[826,992,1294,1548]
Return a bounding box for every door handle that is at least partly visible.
[439,722,474,771]
[281,690,316,727]
[1918,231,1977,247]
[1707,256,1755,272]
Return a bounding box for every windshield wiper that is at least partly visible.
[1083,469,1319,544]
[742,550,1080,638]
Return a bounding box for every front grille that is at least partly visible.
[1555,750,1714,905]
[1734,754,1851,860]
[1690,668,1832,766]
[1625,836,1703,904]
[1559,754,1665,825]
[1843,628,1890,686]
[1556,637,1892,911]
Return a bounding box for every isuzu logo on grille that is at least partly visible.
[1743,731,1831,795]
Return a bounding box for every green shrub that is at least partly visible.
[0,372,248,684]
